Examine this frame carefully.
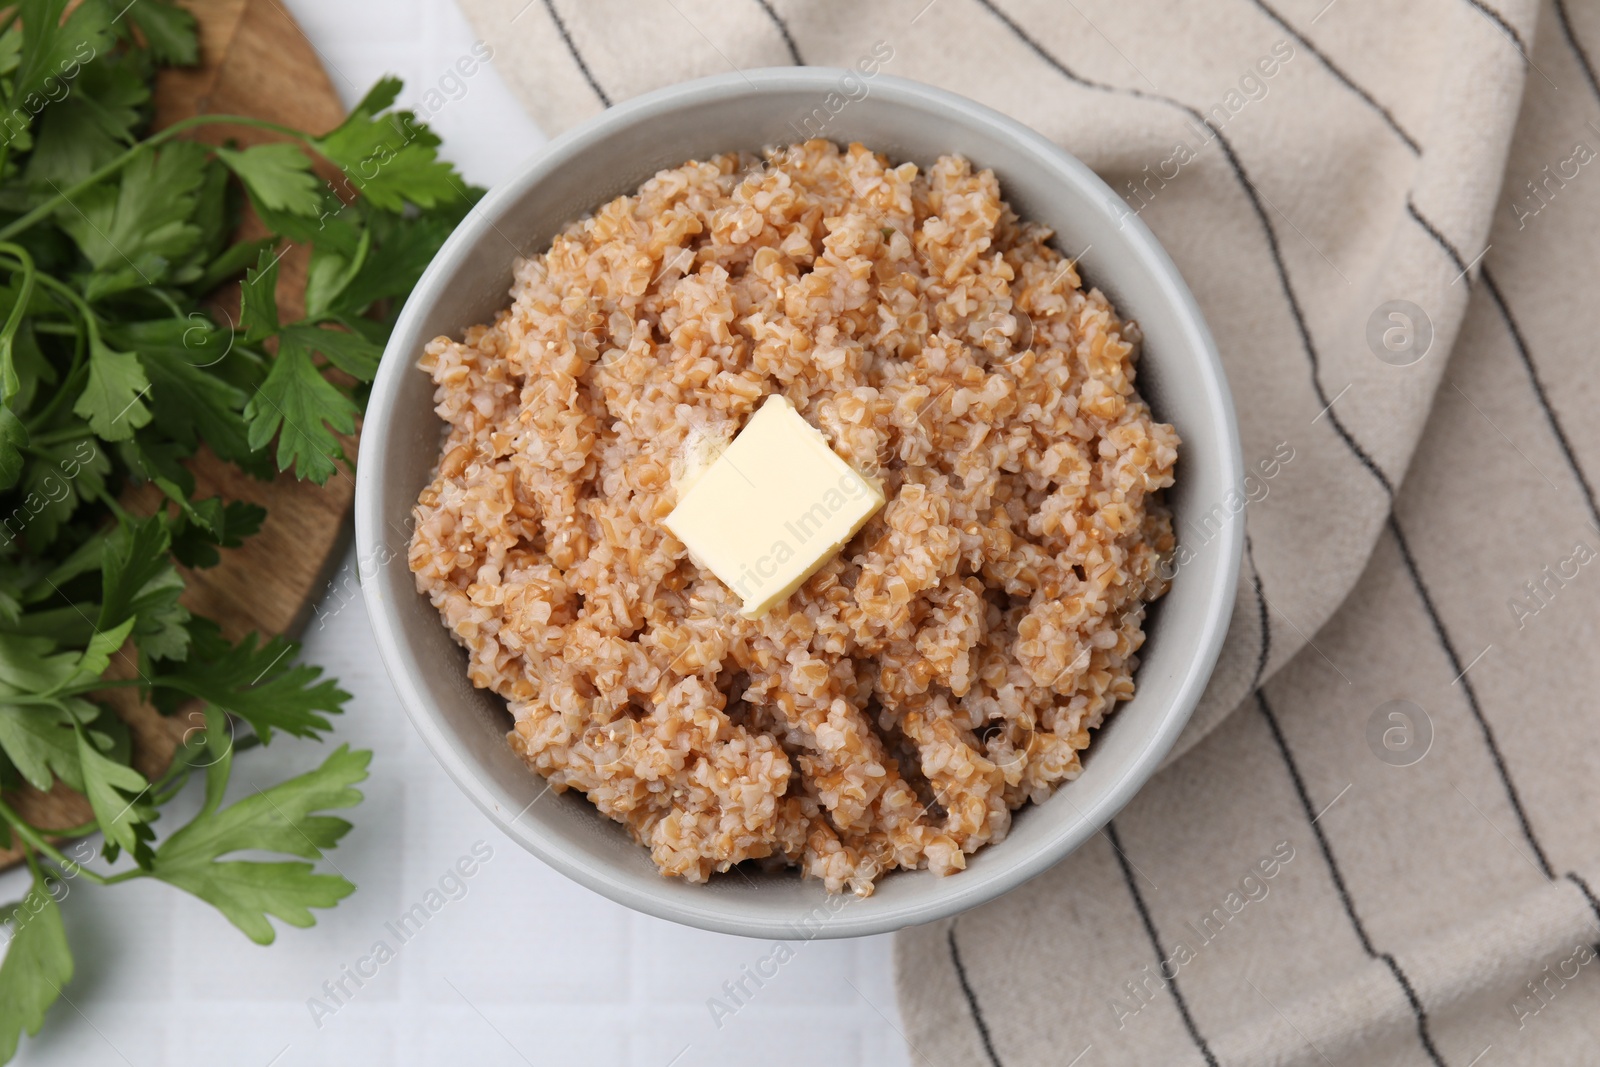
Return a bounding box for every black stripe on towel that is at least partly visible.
[1553,0,1600,102]
[967,7,1443,1061]
[969,7,1560,1062]
[1464,0,1531,58]
[1221,4,1574,888]
[1245,531,1273,691]
[1256,691,1447,1066]
[970,0,1393,499]
[1261,0,1600,537]
[948,921,1005,1067]
[1105,821,1219,1065]
[1406,186,1600,561]
[1245,0,1421,152]
[1386,515,1555,879]
[751,0,805,65]
[542,0,613,107]
[1480,265,1600,528]
[1405,199,1600,554]
[1253,0,1600,543]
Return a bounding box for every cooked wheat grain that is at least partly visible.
[410,142,1178,895]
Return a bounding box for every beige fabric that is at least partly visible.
[454,0,1600,1061]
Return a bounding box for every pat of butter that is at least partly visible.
[664,394,885,619]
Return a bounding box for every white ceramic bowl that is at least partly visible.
[356,68,1242,939]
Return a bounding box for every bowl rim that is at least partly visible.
[355,66,1244,939]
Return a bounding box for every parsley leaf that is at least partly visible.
[216,143,324,217]
[9,0,112,118]
[0,633,77,692]
[168,499,264,569]
[97,513,167,627]
[97,515,188,662]
[13,436,109,547]
[167,157,234,288]
[0,407,26,490]
[0,871,73,1064]
[0,704,80,792]
[240,185,343,246]
[243,329,354,483]
[281,323,380,380]
[76,720,153,858]
[153,618,346,741]
[191,236,273,297]
[239,245,280,343]
[71,336,150,440]
[332,201,470,317]
[57,140,208,298]
[312,76,464,213]
[112,319,253,466]
[63,616,133,692]
[123,0,198,66]
[302,224,370,320]
[25,54,149,186]
[151,739,368,944]
[0,30,22,85]
[2,317,52,413]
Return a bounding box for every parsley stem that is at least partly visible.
[0,241,35,401]
[24,677,147,702]
[147,286,185,320]
[0,255,101,430]
[0,113,312,244]
[25,424,94,446]
[0,691,90,706]
[0,796,112,885]
[20,265,101,341]
[32,818,101,838]
[28,332,84,431]
[94,488,128,522]
[22,845,43,889]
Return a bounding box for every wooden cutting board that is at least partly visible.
[0,0,357,860]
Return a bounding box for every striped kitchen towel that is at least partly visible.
[453,0,1600,1062]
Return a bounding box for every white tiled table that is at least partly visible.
[1,3,912,1063]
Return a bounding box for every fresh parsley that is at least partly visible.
[0,1,478,1060]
